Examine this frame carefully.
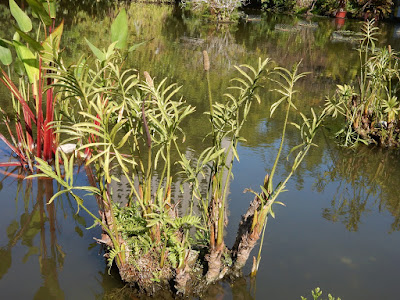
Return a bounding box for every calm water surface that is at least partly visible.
[1,3,400,299]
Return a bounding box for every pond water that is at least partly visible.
[1,2,400,299]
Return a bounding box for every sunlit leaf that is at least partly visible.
[42,20,64,62]
[14,27,44,53]
[111,8,128,50]
[0,39,12,65]
[13,40,39,84]
[85,38,106,62]
[26,0,51,26]
[9,0,32,33]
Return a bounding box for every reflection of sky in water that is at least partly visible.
[230,134,400,299]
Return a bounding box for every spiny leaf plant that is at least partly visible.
[28,10,325,297]
[231,63,326,277]
[325,19,400,147]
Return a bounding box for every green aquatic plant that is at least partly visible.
[231,63,326,277]
[301,287,341,300]
[0,0,62,171]
[29,47,325,294]
[23,4,326,296]
[325,19,400,147]
[182,0,247,22]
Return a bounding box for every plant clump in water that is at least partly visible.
[32,49,324,295]
[0,1,326,297]
[325,20,400,148]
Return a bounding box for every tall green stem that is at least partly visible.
[268,104,290,194]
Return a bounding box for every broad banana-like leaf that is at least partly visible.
[26,0,51,26]
[14,27,44,53]
[9,0,32,33]
[0,39,12,65]
[111,8,128,50]
[13,40,39,84]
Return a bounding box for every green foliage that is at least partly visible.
[301,287,341,300]
[0,39,12,65]
[111,8,128,50]
[243,63,326,277]
[325,19,400,147]
[262,0,297,12]
[315,0,393,19]
[264,0,394,19]
[9,0,32,33]
[182,0,246,22]
[0,0,63,169]
[12,3,327,292]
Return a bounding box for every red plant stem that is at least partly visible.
[0,73,34,150]
[42,22,55,161]
[43,86,54,161]
[0,162,25,168]
[23,91,33,151]
[15,121,24,147]
[0,133,25,160]
[0,70,37,125]
[2,115,24,158]
[36,59,43,158]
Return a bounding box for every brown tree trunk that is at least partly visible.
[231,195,273,275]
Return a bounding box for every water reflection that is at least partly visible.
[2,1,400,299]
[100,276,256,300]
[316,142,400,232]
[0,178,64,298]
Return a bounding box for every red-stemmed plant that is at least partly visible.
[0,0,63,172]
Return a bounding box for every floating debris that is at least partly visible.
[275,21,318,33]
[274,23,301,32]
[180,36,205,46]
[297,20,318,29]
[331,30,363,43]
[246,15,262,22]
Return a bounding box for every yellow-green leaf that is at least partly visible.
[42,20,63,61]
[13,40,39,84]
[10,0,32,33]
[0,39,12,65]
[111,8,128,50]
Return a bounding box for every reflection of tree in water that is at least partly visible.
[315,143,400,232]
[0,174,88,299]
[204,24,246,70]
[100,272,255,300]
[179,22,246,72]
